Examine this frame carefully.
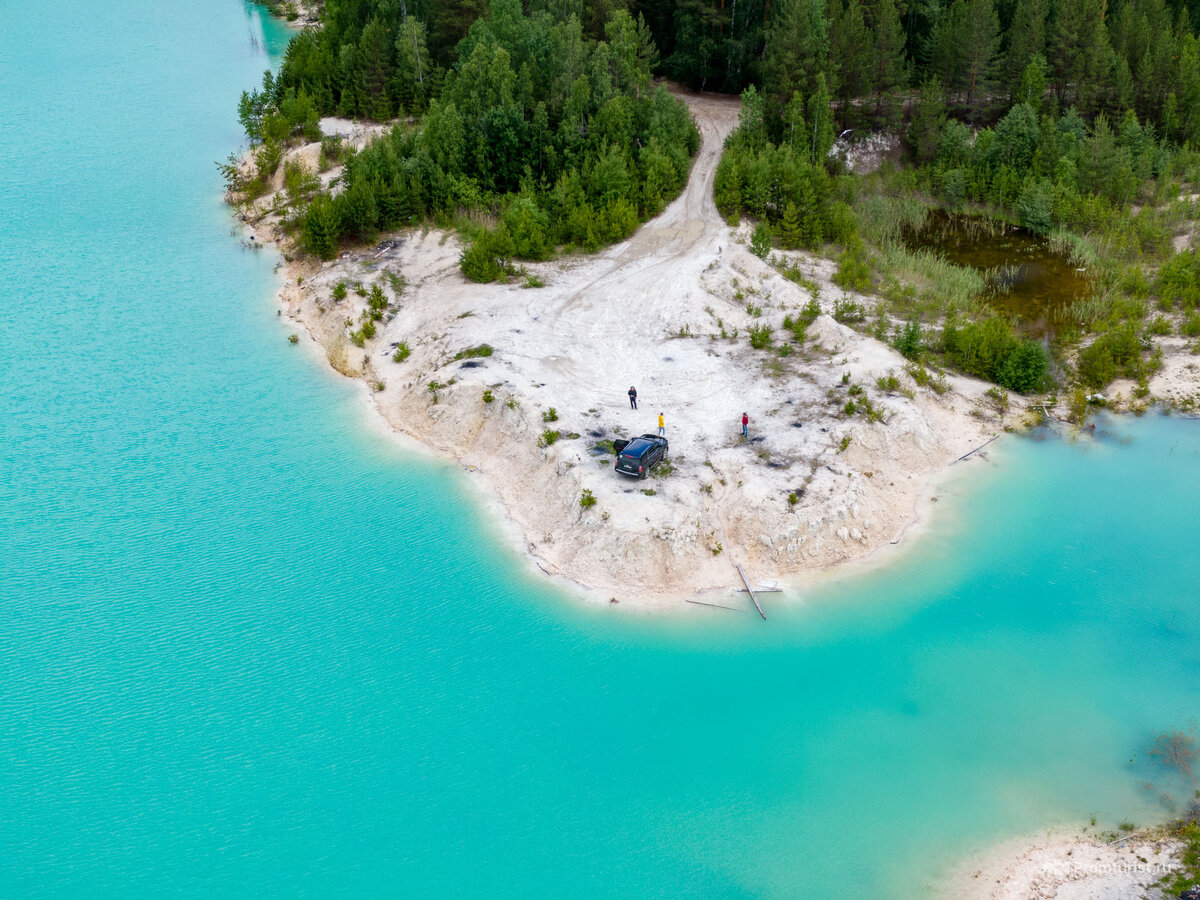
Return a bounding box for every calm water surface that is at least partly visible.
[2,2,1198,897]
[904,211,1092,335]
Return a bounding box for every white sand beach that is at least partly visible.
[234,90,1044,608]
[942,827,1184,900]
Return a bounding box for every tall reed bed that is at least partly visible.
[877,244,989,318]
[853,194,929,247]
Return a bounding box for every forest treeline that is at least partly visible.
[649,0,1200,139]
[258,0,1200,137]
[237,0,698,273]
[237,0,1200,272]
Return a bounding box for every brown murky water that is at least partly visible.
[904,212,1092,335]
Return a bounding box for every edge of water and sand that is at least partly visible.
[233,5,1199,893]
[236,7,1200,616]
[236,93,1024,613]
[938,825,1192,900]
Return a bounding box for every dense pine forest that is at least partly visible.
[234,0,698,276]
[253,0,1200,139]
[233,0,1200,398]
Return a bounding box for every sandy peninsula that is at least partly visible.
[234,90,1031,607]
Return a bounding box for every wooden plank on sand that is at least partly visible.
[685,599,746,612]
[736,564,767,620]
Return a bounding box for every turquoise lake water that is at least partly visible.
[2,2,1199,896]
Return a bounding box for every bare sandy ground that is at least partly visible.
[941,827,1183,900]
[238,92,1027,607]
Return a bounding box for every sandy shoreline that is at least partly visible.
[233,9,1200,892]
[235,91,1033,610]
[940,826,1185,899]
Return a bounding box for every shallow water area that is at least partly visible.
[3,3,1200,899]
[905,211,1092,335]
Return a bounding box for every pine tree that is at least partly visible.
[358,18,395,120]
[866,0,908,123]
[304,195,340,260]
[960,0,1000,120]
[929,1,967,95]
[832,0,872,123]
[1017,54,1048,112]
[393,15,431,114]
[907,75,947,162]
[667,0,724,90]
[784,91,811,160]
[779,201,804,248]
[797,173,821,245]
[762,0,835,105]
[1050,0,1114,116]
[809,72,837,162]
[1004,0,1046,96]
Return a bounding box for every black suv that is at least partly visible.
[613,434,669,479]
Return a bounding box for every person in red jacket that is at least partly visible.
[741,412,749,437]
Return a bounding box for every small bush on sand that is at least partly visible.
[454,344,494,360]
[750,222,772,259]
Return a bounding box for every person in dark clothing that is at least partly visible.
[628,386,638,409]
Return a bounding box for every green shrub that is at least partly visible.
[1183,313,1200,337]
[748,324,772,349]
[1076,322,1146,387]
[460,227,516,283]
[750,221,773,259]
[782,314,808,343]
[350,319,377,347]
[1147,314,1172,335]
[1156,250,1200,310]
[482,389,494,403]
[997,340,1050,392]
[944,316,1048,392]
[893,320,923,359]
[392,341,411,362]
[1067,387,1090,423]
[906,363,949,394]
[283,159,319,202]
[254,139,283,181]
[542,407,558,422]
[834,240,872,293]
[1018,179,1055,235]
[454,344,494,360]
[332,282,347,301]
[833,297,866,324]
[502,196,552,261]
[303,195,340,260]
[876,373,901,392]
[579,489,597,509]
[538,430,560,447]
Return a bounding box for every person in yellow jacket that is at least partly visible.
[657,413,665,436]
